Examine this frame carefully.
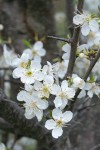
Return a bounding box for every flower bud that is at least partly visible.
[79,53,85,58]
[0,24,4,31]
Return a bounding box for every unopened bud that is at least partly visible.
[0,24,4,31]
[79,53,85,58]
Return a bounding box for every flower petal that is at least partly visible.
[89,20,99,32]
[62,111,73,123]
[81,23,90,36]
[54,96,62,108]
[52,127,63,138]
[45,119,56,130]
[52,108,62,120]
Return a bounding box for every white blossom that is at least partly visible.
[85,82,100,98]
[13,60,43,84]
[42,61,54,84]
[53,60,68,79]
[24,41,46,62]
[73,12,99,36]
[17,91,48,121]
[72,75,85,90]
[51,80,75,109]
[45,108,73,138]
[34,81,53,98]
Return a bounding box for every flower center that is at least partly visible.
[56,119,63,127]
[59,92,66,99]
[20,62,28,68]
[32,49,38,56]
[26,71,33,77]
[43,86,49,93]
[30,101,36,108]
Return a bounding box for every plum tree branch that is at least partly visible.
[66,0,84,78]
[0,118,14,133]
[47,35,72,43]
[66,0,74,36]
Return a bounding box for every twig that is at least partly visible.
[47,35,72,43]
[66,0,74,36]
[0,67,13,70]
[66,0,84,77]
[77,102,100,112]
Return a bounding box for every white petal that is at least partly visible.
[62,111,73,123]
[25,84,34,92]
[33,41,43,50]
[73,14,84,25]
[12,58,21,67]
[45,119,56,130]
[62,53,70,60]
[21,76,35,84]
[34,109,43,121]
[66,88,75,99]
[21,53,30,61]
[13,68,26,78]
[44,75,54,85]
[54,96,62,108]
[38,48,46,56]
[81,23,90,36]
[34,71,44,81]
[31,61,41,71]
[61,80,68,91]
[34,81,43,91]
[52,127,63,138]
[62,44,71,53]
[60,99,68,110]
[50,84,61,95]
[25,108,35,119]
[37,99,48,109]
[89,20,99,32]
[78,44,88,51]
[17,90,29,101]
[52,108,62,120]
[87,90,93,98]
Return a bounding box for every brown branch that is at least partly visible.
[66,0,84,77]
[47,35,72,43]
[66,0,74,36]
[0,118,14,133]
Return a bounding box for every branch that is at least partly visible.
[66,0,84,77]
[0,88,47,139]
[0,118,14,133]
[66,0,74,36]
[47,35,72,43]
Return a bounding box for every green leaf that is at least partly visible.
[22,39,31,48]
[89,76,95,83]
[98,5,100,12]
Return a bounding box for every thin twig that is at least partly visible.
[47,35,72,43]
[66,0,84,77]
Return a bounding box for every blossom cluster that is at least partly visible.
[0,9,100,139]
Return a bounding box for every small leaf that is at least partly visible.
[22,39,31,48]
